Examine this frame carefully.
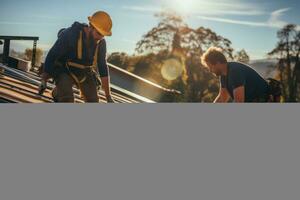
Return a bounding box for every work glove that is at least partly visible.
[38,80,47,95]
[106,95,115,103]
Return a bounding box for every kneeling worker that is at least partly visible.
[201,47,278,103]
[39,11,114,103]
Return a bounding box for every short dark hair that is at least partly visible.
[201,47,227,67]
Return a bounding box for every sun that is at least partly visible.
[162,0,197,15]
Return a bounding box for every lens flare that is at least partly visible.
[161,58,184,81]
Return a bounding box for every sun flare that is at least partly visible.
[161,58,184,81]
[163,0,197,15]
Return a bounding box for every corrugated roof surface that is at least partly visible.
[0,63,153,103]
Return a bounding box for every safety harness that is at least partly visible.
[65,30,101,86]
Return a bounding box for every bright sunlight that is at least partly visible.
[162,0,198,15]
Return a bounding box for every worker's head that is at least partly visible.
[88,11,112,40]
[201,47,227,76]
[89,24,104,41]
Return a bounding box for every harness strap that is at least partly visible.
[67,61,91,69]
[65,63,87,85]
[92,41,100,73]
[66,30,101,86]
[77,31,83,60]
[69,72,87,85]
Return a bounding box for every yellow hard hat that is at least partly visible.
[88,11,112,36]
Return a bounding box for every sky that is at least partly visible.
[0,0,299,60]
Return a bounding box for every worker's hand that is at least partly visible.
[38,72,51,95]
[38,80,47,95]
[41,72,51,81]
[106,95,115,103]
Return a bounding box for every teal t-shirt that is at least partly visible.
[220,62,269,102]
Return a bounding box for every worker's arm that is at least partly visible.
[43,29,71,80]
[39,29,71,95]
[97,39,114,103]
[214,76,230,103]
[100,76,114,102]
[214,88,230,103]
[38,72,52,95]
[233,86,245,102]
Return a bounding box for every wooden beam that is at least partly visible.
[0,36,39,41]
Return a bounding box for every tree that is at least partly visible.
[268,24,300,102]
[134,12,234,102]
[234,49,250,64]
[136,12,185,55]
[136,12,234,59]
[107,52,130,70]
[24,48,44,66]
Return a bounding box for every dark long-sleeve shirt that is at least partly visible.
[220,62,269,102]
[44,22,109,78]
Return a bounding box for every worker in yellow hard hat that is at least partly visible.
[39,11,115,103]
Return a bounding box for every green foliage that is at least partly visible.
[234,49,250,64]
[268,24,300,102]
[107,52,130,69]
[109,12,239,102]
[24,48,44,66]
[135,12,234,59]
[108,50,220,102]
